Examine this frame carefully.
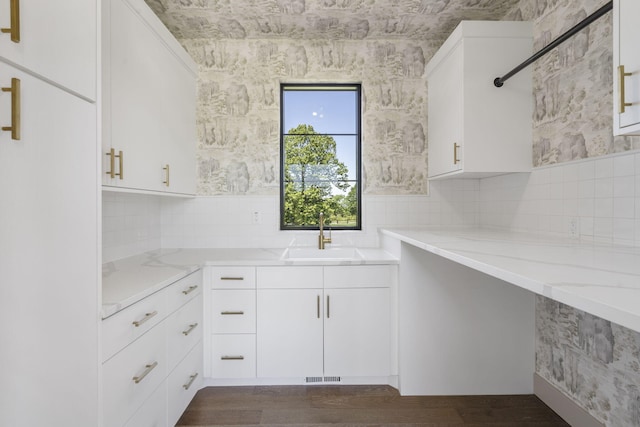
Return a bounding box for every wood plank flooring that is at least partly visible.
[176,385,570,426]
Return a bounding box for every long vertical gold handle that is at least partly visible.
[182,373,198,390]
[163,164,170,186]
[106,149,115,178]
[619,65,633,114]
[2,78,20,140]
[117,150,123,179]
[132,361,158,384]
[1,0,20,43]
[453,143,460,165]
[326,295,330,319]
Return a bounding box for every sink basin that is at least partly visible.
[280,247,364,260]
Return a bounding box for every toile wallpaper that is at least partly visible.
[146,1,640,425]
[183,37,437,195]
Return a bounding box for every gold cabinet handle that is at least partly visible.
[105,149,123,179]
[453,143,460,165]
[221,355,244,360]
[182,322,199,336]
[182,285,198,295]
[118,150,124,179]
[221,311,244,315]
[220,277,244,281]
[106,149,115,178]
[132,310,158,327]
[0,0,20,43]
[619,65,633,114]
[1,77,20,140]
[132,361,158,384]
[163,164,170,187]
[182,373,198,390]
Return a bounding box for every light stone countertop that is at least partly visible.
[102,247,398,318]
[380,227,640,333]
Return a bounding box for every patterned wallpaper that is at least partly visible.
[182,37,436,195]
[504,0,640,167]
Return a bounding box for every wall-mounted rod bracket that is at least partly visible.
[494,0,613,88]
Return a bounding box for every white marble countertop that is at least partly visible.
[380,227,640,333]
[102,247,397,318]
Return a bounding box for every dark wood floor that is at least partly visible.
[176,385,570,426]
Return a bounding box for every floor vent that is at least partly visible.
[323,376,341,382]
[305,376,323,383]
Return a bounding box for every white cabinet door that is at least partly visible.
[324,288,391,377]
[0,65,99,426]
[428,43,463,178]
[257,289,324,378]
[614,0,640,135]
[103,0,196,194]
[0,0,96,100]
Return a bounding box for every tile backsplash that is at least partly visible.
[102,192,162,262]
[480,150,640,246]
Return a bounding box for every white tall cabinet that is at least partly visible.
[0,1,100,426]
[613,0,640,135]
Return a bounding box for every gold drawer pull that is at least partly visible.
[619,65,633,114]
[132,361,158,384]
[182,285,198,295]
[0,0,20,42]
[221,311,244,315]
[221,355,244,361]
[1,77,20,140]
[132,310,158,327]
[163,164,170,187]
[182,323,198,336]
[183,373,198,390]
[220,277,244,281]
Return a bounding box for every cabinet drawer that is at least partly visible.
[211,266,256,289]
[103,321,167,427]
[211,290,256,334]
[123,380,167,427]
[167,294,203,371]
[211,334,256,378]
[257,266,323,289]
[166,269,202,314]
[324,265,395,288]
[167,341,203,426]
[102,289,167,362]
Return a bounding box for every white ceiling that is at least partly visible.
[144,0,520,42]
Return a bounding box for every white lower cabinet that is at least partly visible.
[102,269,203,427]
[211,334,257,378]
[103,320,167,427]
[168,341,204,426]
[323,287,390,377]
[257,288,324,378]
[208,264,394,384]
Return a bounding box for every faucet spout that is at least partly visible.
[318,212,332,250]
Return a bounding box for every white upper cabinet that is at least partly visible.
[103,0,197,195]
[613,0,640,135]
[0,0,96,101]
[427,21,533,180]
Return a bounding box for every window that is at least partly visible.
[280,84,361,230]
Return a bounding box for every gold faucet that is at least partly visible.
[318,212,332,249]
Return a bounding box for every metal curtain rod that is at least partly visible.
[494,0,613,87]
